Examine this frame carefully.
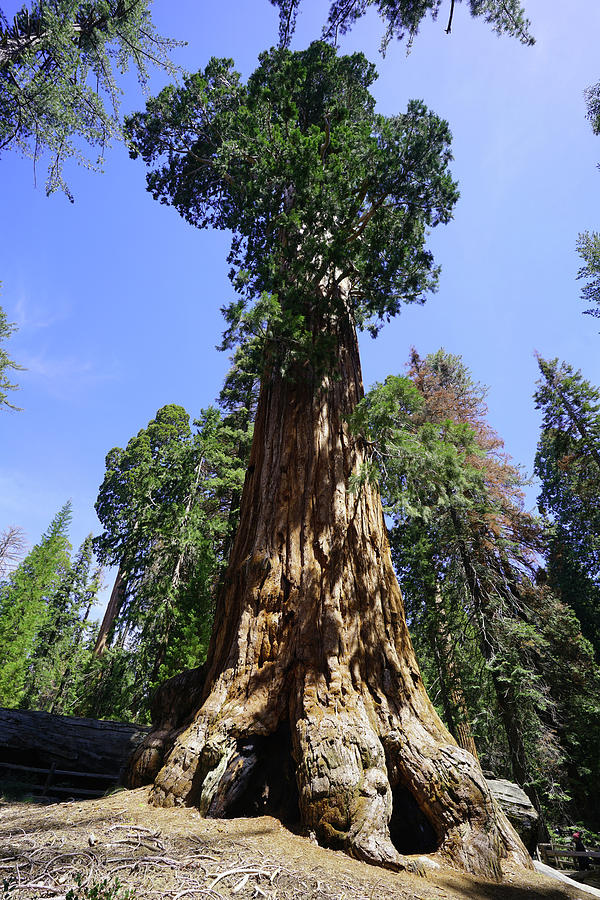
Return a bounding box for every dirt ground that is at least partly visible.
[0,786,591,900]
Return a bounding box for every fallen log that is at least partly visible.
[0,707,150,783]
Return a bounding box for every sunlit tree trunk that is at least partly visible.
[93,569,126,658]
[129,318,530,879]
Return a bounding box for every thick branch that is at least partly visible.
[445,0,456,34]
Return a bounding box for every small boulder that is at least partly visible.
[486,777,540,854]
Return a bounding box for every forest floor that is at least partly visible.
[0,786,591,900]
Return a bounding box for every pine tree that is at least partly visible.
[576,231,600,320]
[21,534,101,714]
[91,404,248,719]
[534,356,600,656]
[575,81,600,323]
[0,502,72,706]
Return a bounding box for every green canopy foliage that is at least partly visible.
[0,502,73,706]
[349,369,484,519]
[92,403,249,718]
[127,41,458,377]
[534,356,600,656]
[0,0,180,196]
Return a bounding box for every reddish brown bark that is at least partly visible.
[93,569,126,658]
[129,319,530,880]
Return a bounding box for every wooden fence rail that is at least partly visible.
[0,760,117,799]
[538,844,600,870]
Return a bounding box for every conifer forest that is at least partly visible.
[1,0,600,896]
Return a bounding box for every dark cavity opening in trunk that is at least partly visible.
[207,723,299,824]
[389,783,438,854]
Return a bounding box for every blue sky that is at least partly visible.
[1,0,599,611]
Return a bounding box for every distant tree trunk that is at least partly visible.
[452,529,530,783]
[93,569,126,658]
[450,521,545,822]
[428,584,479,759]
[129,318,530,879]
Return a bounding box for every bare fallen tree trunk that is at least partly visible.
[0,707,149,777]
[129,320,530,879]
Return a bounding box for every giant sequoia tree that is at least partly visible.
[125,43,530,878]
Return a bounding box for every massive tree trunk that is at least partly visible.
[129,319,530,879]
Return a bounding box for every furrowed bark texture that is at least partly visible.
[131,320,531,880]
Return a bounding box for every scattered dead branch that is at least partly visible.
[0,790,575,900]
[0,801,370,900]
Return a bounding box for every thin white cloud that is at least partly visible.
[18,352,120,392]
[12,292,71,331]
[22,354,94,380]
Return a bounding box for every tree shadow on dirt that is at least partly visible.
[437,872,578,900]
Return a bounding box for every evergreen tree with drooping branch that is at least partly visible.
[534,355,600,657]
[0,0,181,196]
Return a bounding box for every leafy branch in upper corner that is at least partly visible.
[0,1,183,197]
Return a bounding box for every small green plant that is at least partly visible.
[66,874,133,900]
[549,824,600,849]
